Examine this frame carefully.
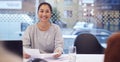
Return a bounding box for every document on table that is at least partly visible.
[39,54,69,62]
[24,48,70,62]
[24,48,40,58]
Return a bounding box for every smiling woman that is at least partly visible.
[22,2,64,59]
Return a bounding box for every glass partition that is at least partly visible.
[0,0,120,53]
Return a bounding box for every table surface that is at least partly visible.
[24,54,104,62]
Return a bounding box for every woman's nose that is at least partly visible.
[42,12,47,16]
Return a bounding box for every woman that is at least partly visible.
[22,2,64,58]
[104,32,120,62]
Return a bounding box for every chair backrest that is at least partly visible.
[74,33,104,54]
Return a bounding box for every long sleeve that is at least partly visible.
[22,26,31,48]
[22,24,64,53]
[54,25,64,53]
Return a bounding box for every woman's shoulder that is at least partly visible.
[51,23,60,28]
[51,23,61,32]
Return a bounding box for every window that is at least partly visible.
[64,10,72,18]
[64,0,73,5]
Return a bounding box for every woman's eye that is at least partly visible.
[39,10,43,13]
[46,10,50,13]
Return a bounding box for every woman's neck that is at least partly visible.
[37,21,51,31]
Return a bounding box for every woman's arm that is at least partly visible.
[22,26,32,48]
[54,25,64,58]
[22,26,33,59]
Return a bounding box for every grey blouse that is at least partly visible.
[22,23,64,53]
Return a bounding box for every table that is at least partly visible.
[76,54,104,62]
[24,54,104,62]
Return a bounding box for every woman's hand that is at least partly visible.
[53,49,62,58]
[23,52,31,59]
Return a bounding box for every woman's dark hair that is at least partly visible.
[38,2,52,13]
[104,32,120,62]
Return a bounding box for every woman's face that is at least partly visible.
[38,4,51,22]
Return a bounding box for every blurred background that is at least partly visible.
[0,0,120,53]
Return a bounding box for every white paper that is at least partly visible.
[24,48,40,58]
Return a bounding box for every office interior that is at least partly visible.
[0,0,120,59]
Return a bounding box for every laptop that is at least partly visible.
[0,40,23,62]
[0,40,23,58]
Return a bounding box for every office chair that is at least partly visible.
[74,33,104,54]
